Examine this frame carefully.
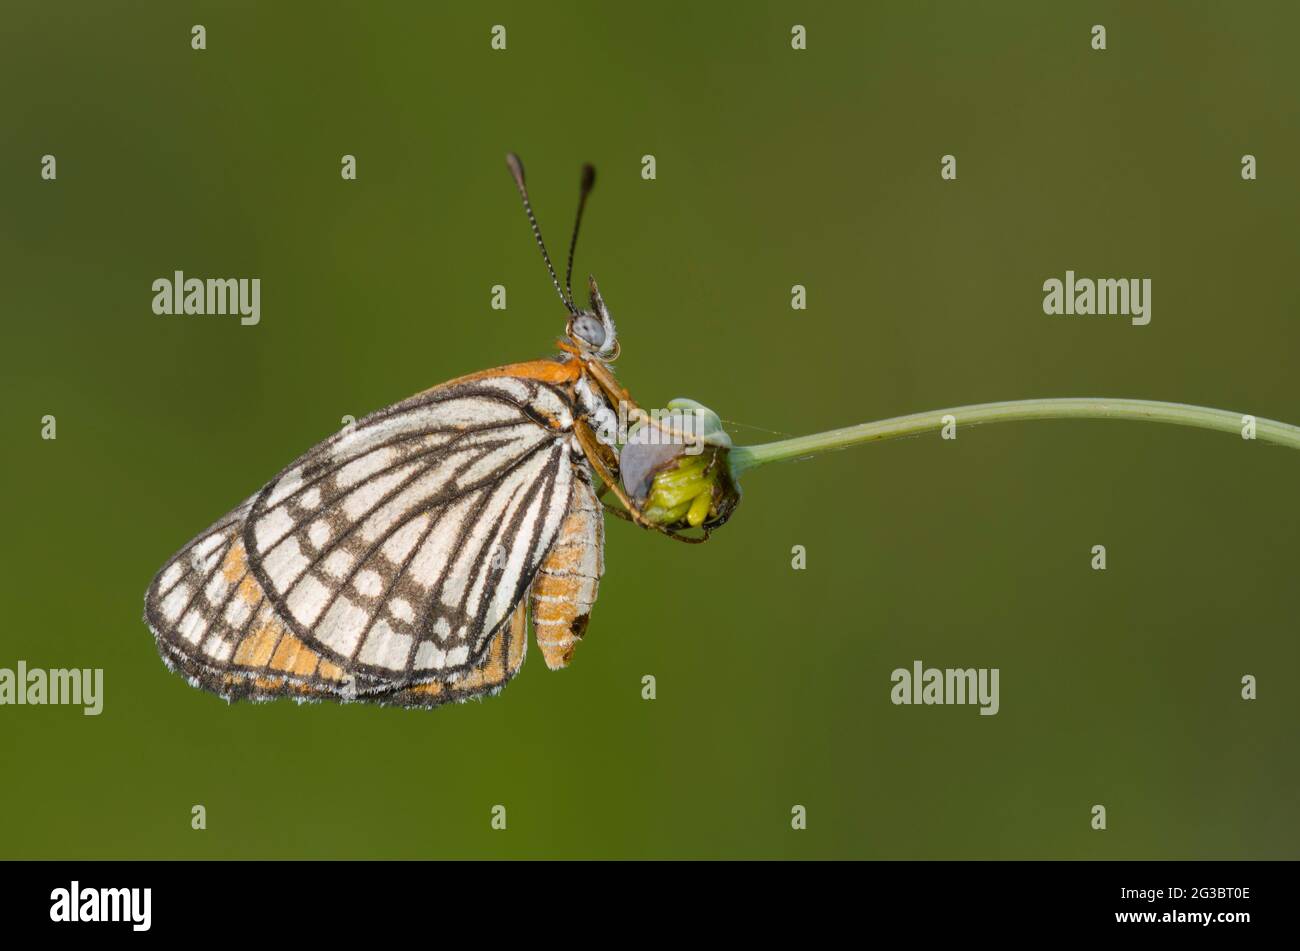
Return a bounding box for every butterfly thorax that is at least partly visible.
[572,367,621,450]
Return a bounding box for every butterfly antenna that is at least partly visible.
[506,153,578,316]
[564,163,596,305]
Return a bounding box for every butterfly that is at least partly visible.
[144,154,722,709]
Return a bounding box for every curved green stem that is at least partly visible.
[728,398,1300,476]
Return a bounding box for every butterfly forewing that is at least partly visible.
[145,368,583,702]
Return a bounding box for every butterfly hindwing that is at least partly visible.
[145,368,582,703]
[154,570,529,708]
[145,497,366,699]
[381,596,529,707]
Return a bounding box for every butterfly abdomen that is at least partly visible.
[530,474,604,669]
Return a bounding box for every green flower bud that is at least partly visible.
[620,399,741,531]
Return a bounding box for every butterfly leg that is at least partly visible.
[594,483,709,543]
[574,417,648,525]
[583,360,652,430]
[594,481,635,523]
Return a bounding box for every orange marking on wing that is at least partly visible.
[401,680,445,699]
[237,575,261,605]
[317,659,345,682]
[291,641,320,677]
[506,604,526,672]
[458,623,506,691]
[269,632,304,672]
[433,357,582,391]
[388,601,526,704]
[222,540,249,584]
[234,619,282,667]
[266,631,322,678]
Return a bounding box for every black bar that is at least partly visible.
[3,859,1282,937]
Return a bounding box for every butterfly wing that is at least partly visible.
[148,503,377,702]
[153,532,529,708]
[383,597,529,707]
[145,368,580,703]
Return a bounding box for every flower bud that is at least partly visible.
[619,399,741,531]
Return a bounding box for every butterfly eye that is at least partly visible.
[571,313,606,350]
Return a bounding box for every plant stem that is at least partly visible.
[727,398,1300,476]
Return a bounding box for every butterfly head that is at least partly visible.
[506,153,619,361]
[567,276,619,360]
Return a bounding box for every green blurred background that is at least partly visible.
[2,1,1297,859]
